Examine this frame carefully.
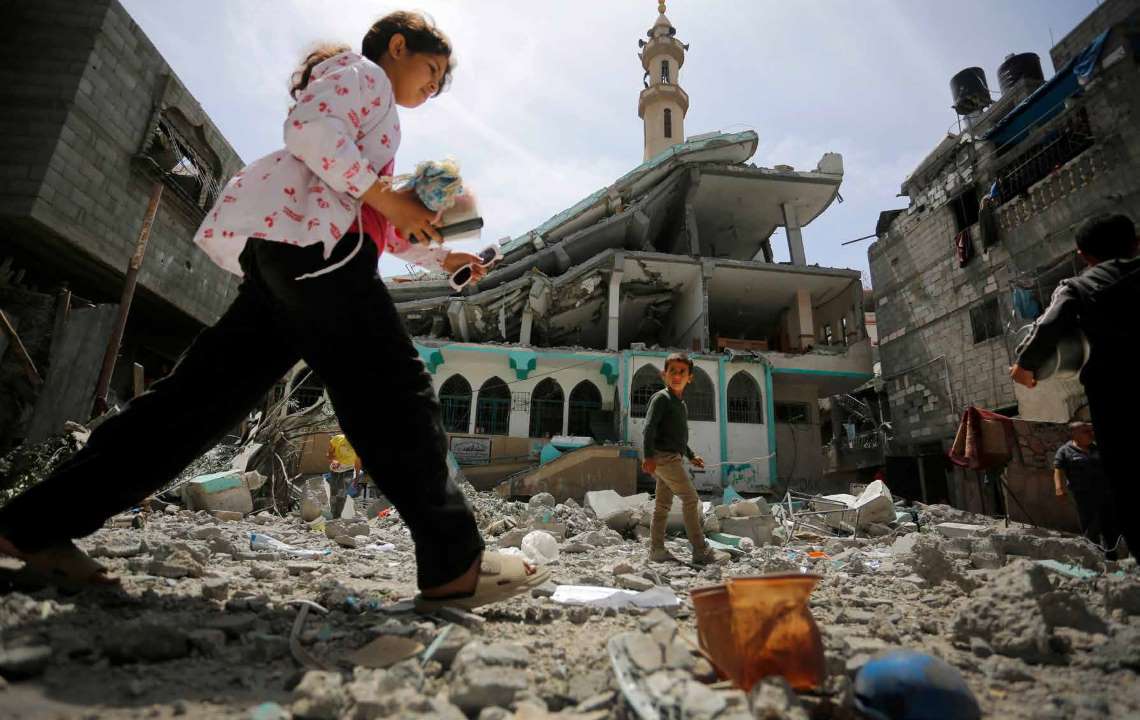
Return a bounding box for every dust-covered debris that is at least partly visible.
[0,482,1137,719]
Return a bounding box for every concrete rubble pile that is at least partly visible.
[0,464,1138,719]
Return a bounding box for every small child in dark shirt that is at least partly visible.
[642,353,726,565]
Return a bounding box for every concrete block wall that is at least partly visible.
[1049,0,1139,72]
[0,1,98,218]
[2,0,243,328]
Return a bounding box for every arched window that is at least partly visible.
[529,378,565,438]
[474,377,510,436]
[685,366,716,421]
[439,374,472,433]
[631,364,665,418]
[660,59,670,84]
[726,372,764,424]
[568,380,602,437]
[664,108,673,139]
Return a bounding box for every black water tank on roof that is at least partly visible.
[950,67,991,114]
[998,53,1045,94]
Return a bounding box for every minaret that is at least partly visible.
[638,1,689,161]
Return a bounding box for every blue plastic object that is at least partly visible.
[853,651,980,720]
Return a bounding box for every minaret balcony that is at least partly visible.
[639,36,686,69]
[638,83,689,117]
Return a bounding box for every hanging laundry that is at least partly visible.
[1012,287,1042,320]
[955,228,974,268]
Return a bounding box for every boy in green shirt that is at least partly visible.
[642,353,726,565]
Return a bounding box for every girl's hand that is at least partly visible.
[362,182,441,245]
[442,252,491,282]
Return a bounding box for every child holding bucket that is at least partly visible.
[0,11,545,609]
[642,353,727,565]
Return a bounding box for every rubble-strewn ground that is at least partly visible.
[1,479,1139,719]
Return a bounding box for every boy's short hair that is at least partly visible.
[1074,214,1137,260]
[1068,421,1092,431]
[663,352,694,372]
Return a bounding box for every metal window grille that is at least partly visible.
[529,398,564,437]
[631,366,665,418]
[661,60,670,84]
[568,381,603,437]
[511,391,531,412]
[138,112,222,215]
[686,368,716,421]
[475,378,511,435]
[474,398,510,435]
[994,109,1093,206]
[440,395,471,433]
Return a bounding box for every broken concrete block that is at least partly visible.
[201,577,231,601]
[1105,577,1140,615]
[325,519,370,540]
[181,470,255,515]
[616,574,655,592]
[729,497,770,517]
[292,670,346,720]
[497,528,528,548]
[585,490,649,532]
[717,515,775,546]
[935,522,987,539]
[449,642,530,713]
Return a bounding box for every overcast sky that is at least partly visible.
[120,0,1096,279]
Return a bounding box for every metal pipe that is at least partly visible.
[93,182,163,417]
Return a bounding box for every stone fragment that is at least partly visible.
[201,576,231,601]
[749,676,810,720]
[1105,577,1140,615]
[616,574,654,592]
[567,606,591,624]
[288,562,321,575]
[292,670,345,720]
[148,547,205,579]
[621,633,664,674]
[494,528,527,549]
[190,525,222,540]
[431,625,473,668]
[935,522,986,539]
[528,492,556,509]
[325,519,370,540]
[437,606,486,630]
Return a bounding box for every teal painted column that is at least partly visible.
[764,363,777,488]
[621,351,632,442]
[717,356,729,487]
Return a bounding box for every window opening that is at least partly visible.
[726,372,763,424]
[568,381,602,437]
[439,374,472,433]
[529,378,565,438]
[631,365,665,418]
[685,367,716,421]
[474,377,511,435]
[970,297,1002,344]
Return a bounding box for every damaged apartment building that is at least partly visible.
[0,0,243,448]
[868,0,1140,510]
[378,7,873,496]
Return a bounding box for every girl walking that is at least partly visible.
[0,11,545,609]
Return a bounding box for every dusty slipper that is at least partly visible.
[1,538,119,592]
[414,551,550,613]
